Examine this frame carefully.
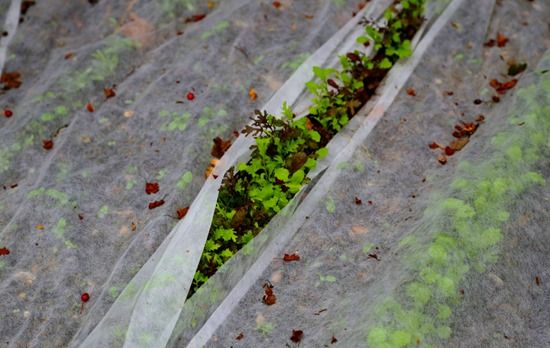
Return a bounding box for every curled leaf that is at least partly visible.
[148,200,165,209]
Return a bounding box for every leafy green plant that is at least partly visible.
[189,0,427,295]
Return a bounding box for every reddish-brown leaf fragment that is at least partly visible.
[176,207,189,220]
[185,14,207,23]
[283,253,300,262]
[86,102,94,112]
[497,79,518,94]
[290,330,304,343]
[272,1,282,9]
[535,276,541,286]
[42,139,54,150]
[489,79,501,89]
[484,39,495,47]
[0,247,10,256]
[406,87,416,96]
[355,197,362,205]
[496,32,508,47]
[249,88,258,101]
[145,182,160,194]
[148,200,165,209]
[444,146,455,156]
[64,52,75,60]
[235,332,244,340]
[429,142,440,150]
[3,108,13,118]
[262,282,276,305]
[104,87,116,99]
[475,115,485,123]
[331,336,338,344]
[449,137,469,151]
[1,71,22,90]
[211,136,232,158]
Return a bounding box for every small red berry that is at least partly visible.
[186,91,195,101]
[81,292,90,302]
[42,139,54,150]
[3,108,13,118]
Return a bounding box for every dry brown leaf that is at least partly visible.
[449,137,469,151]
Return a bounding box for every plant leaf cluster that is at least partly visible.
[190,0,427,294]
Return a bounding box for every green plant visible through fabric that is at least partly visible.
[365,61,549,348]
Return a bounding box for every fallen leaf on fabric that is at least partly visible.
[262,282,276,305]
[64,52,75,60]
[86,102,94,112]
[148,200,165,209]
[498,79,518,94]
[429,142,441,149]
[444,146,455,156]
[484,39,495,47]
[290,329,304,343]
[42,139,54,150]
[496,32,508,47]
[354,197,362,205]
[21,1,36,15]
[283,253,300,262]
[1,71,22,90]
[535,276,541,286]
[211,137,232,158]
[104,87,116,99]
[235,332,244,340]
[406,87,416,96]
[449,137,469,151]
[176,207,189,220]
[0,247,10,255]
[508,62,527,76]
[185,14,207,23]
[249,88,258,101]
[331,336,338,344]
[272,1,282,9]
[145,182,160,194]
